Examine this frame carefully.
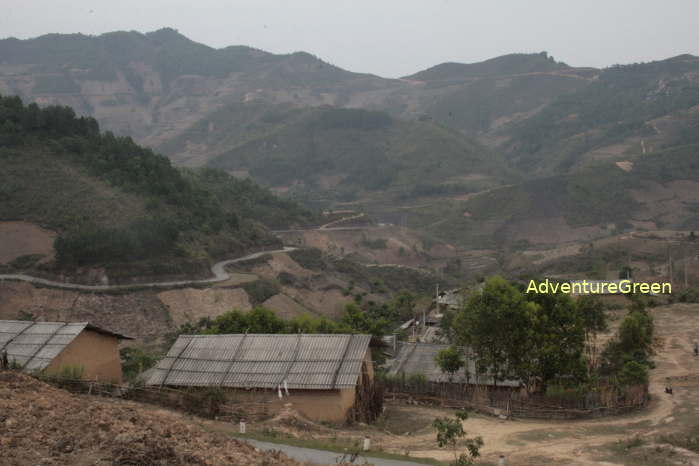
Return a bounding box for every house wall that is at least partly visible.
[226,387,356,423]
[363,350,375,380]
[45,330,123,383]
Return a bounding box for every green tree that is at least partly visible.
[575,295,607,370]
[451,276,538,388]
[525,291,588,389]
[433,410,483,466]
[618,360,649,386]
[119,346,161,382]
[389,290,416,321]
[435,346,465,381]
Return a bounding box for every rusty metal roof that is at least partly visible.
[386,343,520,387]
[0,320,131,372]
[146,333,372,390]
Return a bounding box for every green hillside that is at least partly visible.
[401,144,699,248]
[503,55,699,173]
[168,104,513,203]
[0,95,316,274]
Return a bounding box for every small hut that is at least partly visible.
[0,320,132,383]
[146,333,379,423]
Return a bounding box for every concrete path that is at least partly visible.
[0,247,296,291]
[241,438,429,466]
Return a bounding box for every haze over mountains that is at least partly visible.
[2,28,698,249]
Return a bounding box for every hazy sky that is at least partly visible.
[3,0,699,78]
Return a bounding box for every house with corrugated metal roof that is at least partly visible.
[146,333,378,423]
[0,320,132,383]
[386,342,521,387]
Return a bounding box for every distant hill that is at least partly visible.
[0,28,386,148]
[157,102,511,202]
[3,30,699,253]
[0,95,316,277]
[405,52,570,81]
[3,29,697,182]
[398,144,699,248]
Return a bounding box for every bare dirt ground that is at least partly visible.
[379,303,699,465]
[0,221,55,264]
[0,371,300,465]
[235,303,699,465]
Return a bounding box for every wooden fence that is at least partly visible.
[383,379,649,419]
[41,376,272,422]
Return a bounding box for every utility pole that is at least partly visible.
[685,243,689,289]
[668,244,674,287]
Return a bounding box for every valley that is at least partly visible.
[1,24,699,466]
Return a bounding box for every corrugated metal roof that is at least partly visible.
[386,343,520,387]
[0,320,131,372]
[146,333,372,390]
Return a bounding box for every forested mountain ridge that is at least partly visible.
[0,28,392,149]
[3,29,699,251]
[0,95,316,278]
[3,29,697,182]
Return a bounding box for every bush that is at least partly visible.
[183,387,227,417]
[288,248,325,270]
[9,254,44,270]
[241,279,281,305]
[360,238,388,249]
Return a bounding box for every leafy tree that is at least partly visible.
[435,346,465,381]
[451,276,538,387]
[618,360,649,386]
[448,276,601,392]
[600,302,654,383]
[341,302,391,337]
[120,347,161,382]
[525,291,588,389]
[433,409,483,465]
[389,290,417,321]
[575,296,607,369]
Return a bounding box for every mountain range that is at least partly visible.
[2,28,698,249]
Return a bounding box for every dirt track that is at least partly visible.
[0,247,296,291]
[378,303,699,465]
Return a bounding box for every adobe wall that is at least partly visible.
[228,387,356,423]
[46,330,123,383]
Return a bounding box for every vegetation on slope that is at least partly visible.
[0,28,352,92]
[199,104,510,202]
[403,141,699,249]
[0,95,315,271]
[506,55,699,172]
[407,52,569,81]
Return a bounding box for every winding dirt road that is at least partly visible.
[0,247,296,291]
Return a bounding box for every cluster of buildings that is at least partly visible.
[0,286,525,422]
[0,319,375,423]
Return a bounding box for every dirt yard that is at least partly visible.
[233,302,699,465]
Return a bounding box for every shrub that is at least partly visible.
[241,279,281,305]
[288,248,325,270]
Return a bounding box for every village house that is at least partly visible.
[386,342,521,388]
[0,320,132,383]
[145,333,378,423]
